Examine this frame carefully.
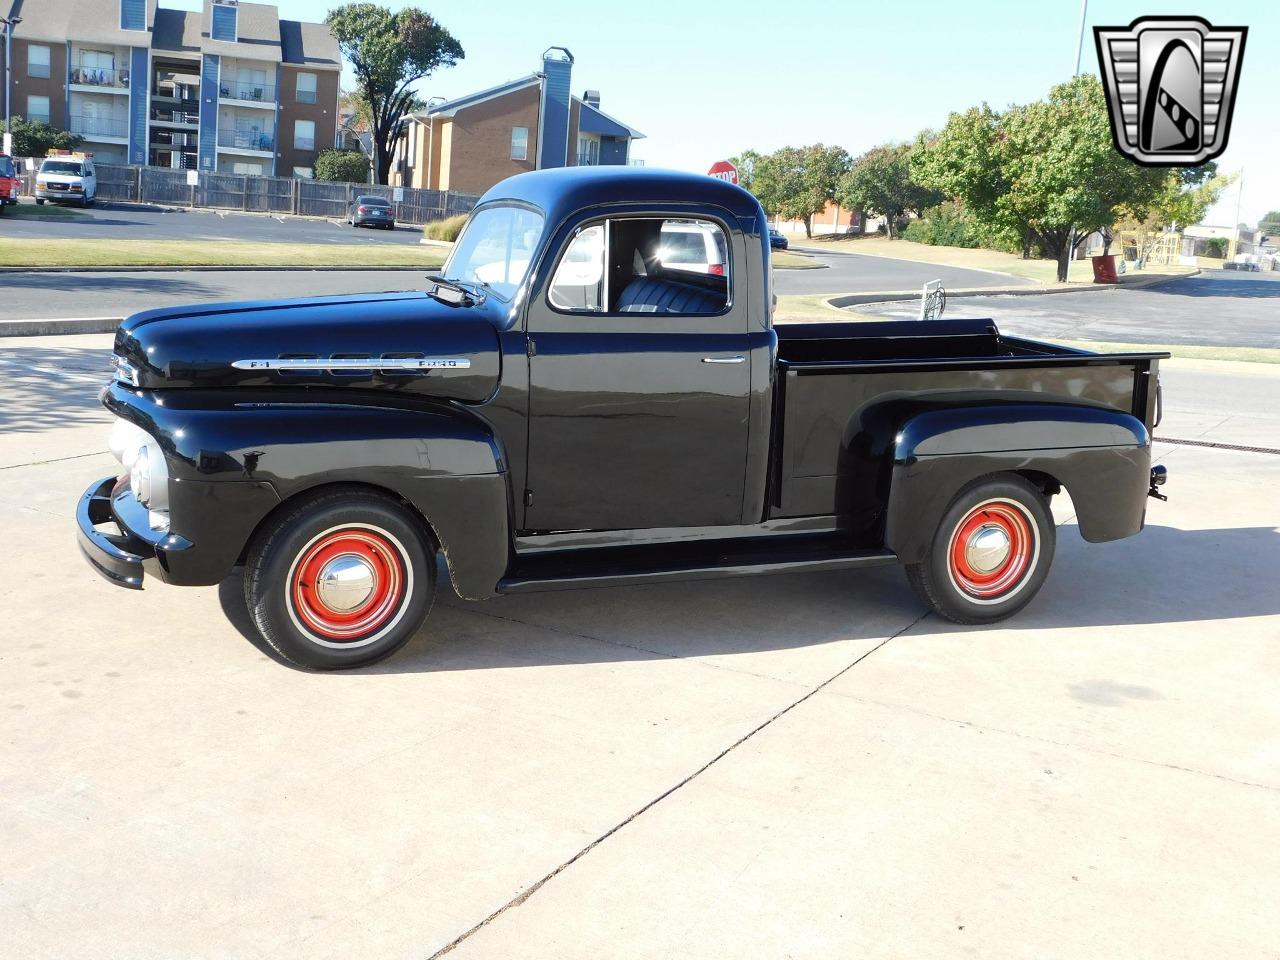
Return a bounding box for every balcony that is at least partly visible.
[218,80,276,106]
[218,128,275,153]
[69,66,130,92]
[152,132,200,150]
[69,115,129,140]
[151,107,200,127]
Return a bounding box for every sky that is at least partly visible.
[167,0,1276,226]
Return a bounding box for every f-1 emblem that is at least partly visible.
[1094,16,1246,166]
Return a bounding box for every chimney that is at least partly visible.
[538,47,574,169]
[583,90,601,109]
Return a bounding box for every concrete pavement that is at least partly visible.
[775,248,1033,295]
[1,333,1278,958]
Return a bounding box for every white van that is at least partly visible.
[36,153,97,207]
[657,220,729,276]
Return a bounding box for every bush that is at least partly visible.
[8,115,84,157]
[1203,237,1228,259]
[902,202,980,247]
[313,149,369,183]
[423,214,468,242]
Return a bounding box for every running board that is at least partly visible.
[497,535,897,594]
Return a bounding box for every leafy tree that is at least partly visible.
[327,4,463,184]
[313,148,371,183]
[746,144,849,238]
[1111,163,1232,260]
[835,143,942,239]
[728,149,763,192]
[7,115,83,158]
[1258,210,1280,235]
[914,75,1167,281]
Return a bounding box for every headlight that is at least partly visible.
[109,417,170,516]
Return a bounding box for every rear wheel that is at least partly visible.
[904,474,1055,624]
[35,198,45,205]
[244,490,436,669]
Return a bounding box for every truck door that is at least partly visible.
[523,212,751,531]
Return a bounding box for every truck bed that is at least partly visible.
[771,318,1166,521]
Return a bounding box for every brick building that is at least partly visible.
[391,47,643,195]
[0,0,340,177]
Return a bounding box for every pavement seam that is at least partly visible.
[822,688,1279,794]
[0,450,107,471]
[423,609,929,959]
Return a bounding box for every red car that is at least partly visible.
[0,154,20,210]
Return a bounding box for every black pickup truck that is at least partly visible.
[77,168,1168,669]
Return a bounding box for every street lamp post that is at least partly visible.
[2,15,22,156]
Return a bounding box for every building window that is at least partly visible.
[27,45,51,79]
[294,119,316,151]
[211,3,238,42]
[293,167,314,179]
[232,161,263,176]
[296,72,317,105]
[27,96,51,125]
[576,136,599,166]
[120,0,146,31]
[510,126,528,161]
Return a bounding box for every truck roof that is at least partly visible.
[477,167,764,229]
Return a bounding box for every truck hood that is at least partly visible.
[113,290,503,404]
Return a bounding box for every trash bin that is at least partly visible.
[1091,254,1119,284]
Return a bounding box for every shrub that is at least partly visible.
[902,202,979,247]
[313,149,369,183]
[423,213,468,242]
[1203,237,1228,258]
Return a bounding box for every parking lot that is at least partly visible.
[3,332,1278,958]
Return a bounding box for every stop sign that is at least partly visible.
[707,160,739,185]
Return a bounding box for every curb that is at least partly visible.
[827,270,1198,310]
[0,317,122,337]
[0,264,436,274]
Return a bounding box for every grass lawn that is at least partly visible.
[2,202,88,221]
[772,251,823,270]
[790,235,1196,286]
[1058,339,1280,365]
[0,239,446,268]
[774,294,877,322]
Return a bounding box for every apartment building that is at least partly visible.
[0,0,341,177]
[392,48,644,195]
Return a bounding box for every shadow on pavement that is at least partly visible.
[0,345,113,435]
[0,273,218,297]
[217,523,1280,673]
[1143,276,1280,298]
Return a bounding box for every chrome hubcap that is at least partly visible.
[315,554,376,612]
[966,524,1012,574]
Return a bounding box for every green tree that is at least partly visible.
[746,144,849,238]
[1112,164,1232,259]
[835,143,942,238]
[326,4,463,184]
[313,148,371,183]
[728,149,763,192]
[8,115,84,158]
[914,75,1167,281]
[1258,210,1280,236]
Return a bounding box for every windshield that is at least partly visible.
[357,196,390,206]
[0,156,13,178]
[41,161,84,176]
[444,204,544,301]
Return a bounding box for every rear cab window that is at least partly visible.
[549,217,730,316]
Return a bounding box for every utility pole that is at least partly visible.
[1228,168,1245,261]
[1073,0,1088,76]
[1,14,21,157]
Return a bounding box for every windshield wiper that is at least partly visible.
[424,275,484,306]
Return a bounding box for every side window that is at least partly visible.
[549,224,605,311]
[547,217,730,316]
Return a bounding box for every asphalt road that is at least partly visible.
[2,331,1278,958]
[858,270,1280,348]
[1,200,422,245]
[0,255,1025,323]
[776,249,1032,295]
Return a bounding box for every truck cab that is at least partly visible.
[77,167,1167,669]
[0,153,19,208]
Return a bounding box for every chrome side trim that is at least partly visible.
[701,356,746,364]
[231,357,472,371]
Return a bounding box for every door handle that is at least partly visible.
[701,356,746,364]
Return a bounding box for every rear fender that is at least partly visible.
[884,404,1151,562]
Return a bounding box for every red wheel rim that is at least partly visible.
[946,499,1037,601]
[288,527,407,642]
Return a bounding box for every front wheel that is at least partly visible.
[904,474,1055,624]
[244,490,436,669]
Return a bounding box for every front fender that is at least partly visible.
[103,384,511,597]
[885,404,1151,563]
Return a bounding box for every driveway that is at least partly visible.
[2,333,1278,959]
[773,248,1033,296]
[857,270,1280,348]
[1,200,422,245]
